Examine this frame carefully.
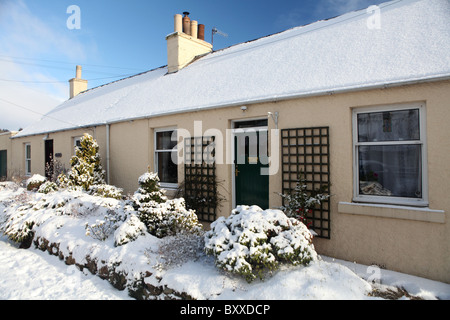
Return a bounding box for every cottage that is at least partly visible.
[1,0,449,283]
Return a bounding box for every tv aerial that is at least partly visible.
[212,27,228,46]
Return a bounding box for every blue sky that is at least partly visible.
[0,0,387,131]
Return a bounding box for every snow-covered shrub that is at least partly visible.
[132,171,167,207]
[131,171,202,238]
[85,214,117,241]
[278,174,330,227]
[58,133,105,191]
[149,232,205,271]
[0,196,48,247]
[26,174,46,191]
[38,181,59,194]
[138,198,202,238]
[114,213,147,246]
[89,184,123,200]
[204,205,318,282]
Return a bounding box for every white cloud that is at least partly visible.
[0,0,87,60]
[0,59,64,131]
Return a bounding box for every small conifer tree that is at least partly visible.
[58,133,105,190]
[132,171,202,238]
[132,171,167,207]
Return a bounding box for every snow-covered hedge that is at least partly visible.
[204,205,318,282]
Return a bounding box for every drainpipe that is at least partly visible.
[106,124,110,184]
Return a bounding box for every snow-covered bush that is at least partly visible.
[132,171,202,238]
[204,205,318,282]
[149,232,205,271]
[26,174,46,191]
[38,181,59,194]
[85,215,117,241]
[0,183,127,246]
[58,133,105,191]
[114,213,147,246]
[0,194,48,247]
[89,184,123,200]
[137,198,202,238]
[132,171,167,207]
[278,175,329,227]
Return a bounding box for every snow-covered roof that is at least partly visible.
[15,0,450,138]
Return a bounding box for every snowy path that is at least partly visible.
[0,236,131,300]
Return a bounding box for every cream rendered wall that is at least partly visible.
[9,134,45,178]
[9,126,106,181]
[166,32,212,73]
[108,120,150,194]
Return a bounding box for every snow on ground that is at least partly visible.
[0,235,131,300]
[1,182,449,300]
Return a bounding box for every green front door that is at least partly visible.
[0,150,6,179]
[234,129,269,209]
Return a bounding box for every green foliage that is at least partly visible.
[132,171,202,238]
[38,181,59,194]
[26,174,46,191]
[58,133,105,190]
[133,172,167,206]
[278,174,330,226]
[88,184,123,200]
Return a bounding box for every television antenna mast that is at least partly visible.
[212,27,228,46]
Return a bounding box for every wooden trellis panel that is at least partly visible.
[184,136,217,222]
[281,127,331,239]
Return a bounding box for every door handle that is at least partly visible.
[235,167,240,177]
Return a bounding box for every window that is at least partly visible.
[353,104,427,206]
[155,129,178,187]
[73,136,82,154]
[25,143,31,176]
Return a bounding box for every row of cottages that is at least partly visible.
[1,0,449,283]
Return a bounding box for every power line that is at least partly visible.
[0,58,141,77]
[0,54,143,71]
[0,97,78,128]
[0,73,138,84]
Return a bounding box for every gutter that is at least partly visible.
[10,75,450,139]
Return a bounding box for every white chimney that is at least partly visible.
[69,65,88,99]
[166,12,212,73]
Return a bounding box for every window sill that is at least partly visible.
[338,202,445,224]
[159,183,178,190]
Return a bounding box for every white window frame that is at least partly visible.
[154,127,178,189]
[352,103,428,207]
[25,143,31,176]
[73,136,82,155]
